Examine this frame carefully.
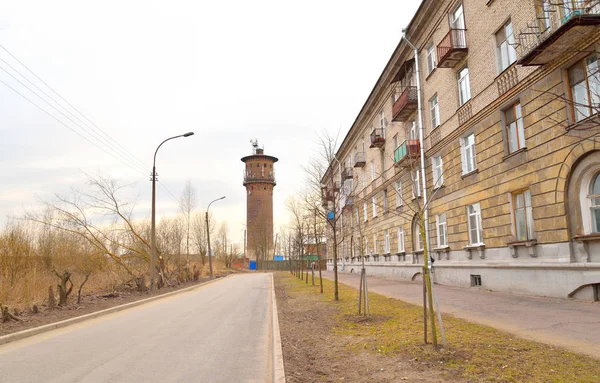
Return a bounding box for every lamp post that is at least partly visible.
[150,132,194,291]
[206,196,225,280]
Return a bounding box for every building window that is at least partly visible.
[409,120,417,139]
[450,3,465,29]
[429,95,440,128]
[412,218,423,251]
[412,167,421,198]
[504,102,526,153]
[364,236,370,255]
[432,155,444,188]
[467,203,483,245]
[397,227,405,253]
[538,0,552,31]
[496,21,517,72]
[370,160,375,181]
[372,196,378,217]
[426,43,436,74]
[373,234,378,254]
[513,189,535,241]
[395,181,403,207]
[590,173,600,232]
[568,54,600,122]
[458,66,471,106]
[384,230,390,254]
[393,134,398,149]
[363,201,368,222]
[436,213,447,247]
[383,189,389,213]
[460,133,477,174]
[380,111,386,138]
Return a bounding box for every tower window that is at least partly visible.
[257,163,259,167]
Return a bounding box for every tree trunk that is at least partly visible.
[77,274,91,304]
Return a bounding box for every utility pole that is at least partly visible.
[206,196,225,280]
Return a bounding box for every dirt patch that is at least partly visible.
[0,272,237,337]
[274,272,454,383]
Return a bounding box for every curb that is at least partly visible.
[0,275,229,346]
[271,274,286,383]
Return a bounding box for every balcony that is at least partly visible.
[437,29,468,68]
[243,169,276,186]
[342,167,353,180]
[392,86,418,122]
[394,139,420,168]
[370,128,385,148]
[518,5,600,66]
[353,152,366,167]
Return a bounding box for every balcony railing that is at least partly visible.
[342,167,353,180]
[243,169,276,185]
[370,128,385,148]
[392,86,418,122]
[437,29,468,68]
[342,196,354,212]
[353,151,366,167]
[394,139,420,167]
[518,3,600,66]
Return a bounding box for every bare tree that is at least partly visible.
[179,181,197,274]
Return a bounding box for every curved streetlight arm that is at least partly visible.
[153,132,194,168]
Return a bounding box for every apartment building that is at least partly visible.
[322,0,600,300]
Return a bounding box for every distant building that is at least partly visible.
[322,0,600,300]
[242,140,278,261]
[303,242,327,260]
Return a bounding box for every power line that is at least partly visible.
[0,43,149,171]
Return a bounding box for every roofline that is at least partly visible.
[241,154,279,163]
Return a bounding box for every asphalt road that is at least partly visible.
[0,273,273,383]
[323,271,600,358]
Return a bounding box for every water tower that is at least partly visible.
[241,140,278,261]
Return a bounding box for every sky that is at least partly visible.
[0,0,421,245]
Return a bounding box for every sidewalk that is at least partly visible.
[322,271,600,359]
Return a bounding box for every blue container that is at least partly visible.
[327,211,335,220]
[249,260,257,270]
[273,255,284,261]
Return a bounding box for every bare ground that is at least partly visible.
[0,271,240,337]
[275,272,456,383]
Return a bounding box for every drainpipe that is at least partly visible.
[402,30,431,265]
[332,155,345,271]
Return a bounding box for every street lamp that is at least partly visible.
[206,196,225,280]
[150,132,194,291]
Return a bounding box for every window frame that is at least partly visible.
[458,66,471,106]
[372,196,378,218]
[412,218,424,251]
[436,213,448,247]
[384,229,390,254]
[432,155,444,188]
[383,189,389,213]
[412,167,421,198]
[496,20,517,73]
[363,201,368,222]
[429,95,440,128]
[460,133,477,174]
[512,189,535,241]
[467,203,484,245]
[567,54,600,123]
[397,227,405,253]
[503,102,526,153]
[426,43,436,74]
[373,233,378,254]
[395,181,403,207]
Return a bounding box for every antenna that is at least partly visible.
[250,139,259,154]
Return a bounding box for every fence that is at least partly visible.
[257,259,327,271]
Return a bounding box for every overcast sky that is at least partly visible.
[0,0,420,245]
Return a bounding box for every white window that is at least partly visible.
[372,196,378,217]
[393,134,398,149]
[413,219,423,251]
[410,120,417,139]
[504,102,526,153]
[412,167,421,198]
[539,0,551,31]
[460,133,477,174]
[568,55,600,122]
[450,3,465,30]
[427,44,436,74]
[384,230,390,254]
[370,160,375,181]
[496,21,517,72]
[397,227,405,253]
[436,213,447,247]
[373,234,378,254]
[395,181,403,207]
[363,201,368,222]
[429,95,440,128]
[380,111,386,138]
[432,155,444,188]
[458,66,471,106]
[467,203,483,245]
[513,190,535,240]
[383,189,388,213]
[590,173,600,233]
[364,236,370,255]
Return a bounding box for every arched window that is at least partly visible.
[589,172,600,232]
[412,217,423,251]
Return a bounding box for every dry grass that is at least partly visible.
[282,273,600,383]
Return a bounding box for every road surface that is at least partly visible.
[323,270,600,358]
[0,273,274,382]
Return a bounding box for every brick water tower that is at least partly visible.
[242,140,278,261]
